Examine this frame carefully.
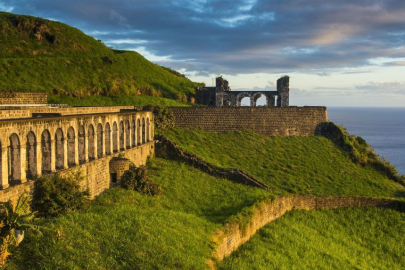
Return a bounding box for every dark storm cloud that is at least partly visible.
[2,0,405,74]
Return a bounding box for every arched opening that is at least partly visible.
[240,97,250,106]
[41,129,52,174]
[254,93,267,107]
[146,118,150,142]
[125,120,130,149]
[236,92,251,107]
[26,131,37,178]
[88,125,95,160]
[97,123,103,158]
[142,118,146,144]
[55,128,64,170]
[105,123,111,155]
[131,119,136,147]
[8,133,21,182]
[78,125,86,164]
[119,121,125,151]
[113,122,118,153]
[67,127,75,167]
[137,119,141,146]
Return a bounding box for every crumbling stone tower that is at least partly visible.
[277,76,290,107]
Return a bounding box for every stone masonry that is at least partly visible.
[0,92,48,105]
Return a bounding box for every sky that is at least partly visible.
[1,0,405,107]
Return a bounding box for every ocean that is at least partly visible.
[328,107,405,175]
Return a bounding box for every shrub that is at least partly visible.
[121,166,162,196]
[33,172,89,217]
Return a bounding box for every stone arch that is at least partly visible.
[105,122,111,155]
[252,92,268,107]
[67,127,75,167]
[55,128,64,170]
[146,117,150,143]
[78,125,86,164]
[236,92,251,107]
[41,129,52,173]
[142,118,146,144]
[88,124,95,160]
[113,122,118,153]
[131,119,136,147]
[119,121,125,150]
[8,133,21,182]
[26,131,37,178]
[137,118,141,146]
[125,120,130,149]
[97,123,103,158]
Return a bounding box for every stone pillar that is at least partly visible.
[74,134,79,165]
[50,139,56,172]
[36,140,42,176]
[84,135,89,162]
[1,147,9,189]
[269,95,275,107]
[20,144,27,183]
[277,76,290,107]
[101,132,106,157]
[108,128,113,154]
[93,132,98,159]
[250,97,256,107]
[63,138,68,169]
[121,126,126,151]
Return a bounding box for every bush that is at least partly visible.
[121,166,162,196]
[33,172,90,217]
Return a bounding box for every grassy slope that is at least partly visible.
[0,12,200,105]
[164,128,405,198]
[6,158,270,269]
[220,208,405,270]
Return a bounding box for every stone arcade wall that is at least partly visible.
[0,143,153,204]
[170,107,327,136]
[0,92,48,105]
[213,195,405,262]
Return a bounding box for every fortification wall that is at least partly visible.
[170,107,328,136]
[0,92,48,105]
[0,142,154,204]
[213,195,405,261]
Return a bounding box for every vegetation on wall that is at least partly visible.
[143,105,175,133]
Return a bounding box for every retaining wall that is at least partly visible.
[0,92,47,105]
[170,107,327,136]
[213,195,405,261]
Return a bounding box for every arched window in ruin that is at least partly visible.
[41,129,52,174]
[236,92,251,107]
[112,122,118,153]
[88,124,95,160]
[125,120,130,149]
[137,119,141,146]
[252,93,268,107]
[146,118,150,143]
[55,128,64,170]
[78,125,86,164]
[131,119,136,147]
[142,118,146,144]
[97,123,103,158]
[67,127,75,167]
[105,123,111,155]
[26,131,37,178]
[8,133,21,182]
[119,121,125,151]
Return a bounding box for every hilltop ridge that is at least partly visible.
[0,12,200,105]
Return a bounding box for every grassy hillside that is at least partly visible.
[6,158,270,269]
[0,12,201,105]
[220,208,405,269]
[164,128,405,198]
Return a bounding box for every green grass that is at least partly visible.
[163,128,405,198]
[219,207,405,270]
[49,94,192,107]
[5,158,270,269]
[0,12,201,103]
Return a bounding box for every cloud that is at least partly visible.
[2,0,405,75]
[355,81,405,95]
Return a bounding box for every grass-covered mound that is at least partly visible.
[5,158,269,269]
[0,12,201,104]
[219,207,405,270]
[164,128,405,198]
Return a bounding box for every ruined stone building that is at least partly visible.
[195,76,290,107]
